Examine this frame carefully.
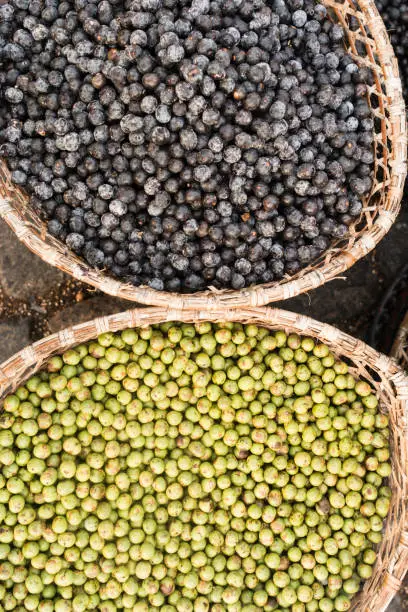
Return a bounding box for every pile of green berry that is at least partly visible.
[0,322,390,612]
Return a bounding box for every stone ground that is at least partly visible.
[0,209,407,608]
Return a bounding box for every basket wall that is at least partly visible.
[0,306,407,612]
[391,311,408,371]
[0,0,406,308]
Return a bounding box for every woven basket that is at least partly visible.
[0,0,406,308]
[0,0,406,309]
[0,306,407,611]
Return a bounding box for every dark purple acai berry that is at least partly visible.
[0,0,374,292]
[376,0,408,99]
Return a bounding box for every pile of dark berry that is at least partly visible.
[375,1,408,98]
[0,0,374,293]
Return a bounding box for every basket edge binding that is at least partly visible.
[0,305,406,612]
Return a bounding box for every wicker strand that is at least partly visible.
[0,0,406,309]
[0,306,406,612]
[391,311,408,370]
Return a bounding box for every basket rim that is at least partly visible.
[1,305,407,389]
[0,0,407,308]
[0,305,407,612]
